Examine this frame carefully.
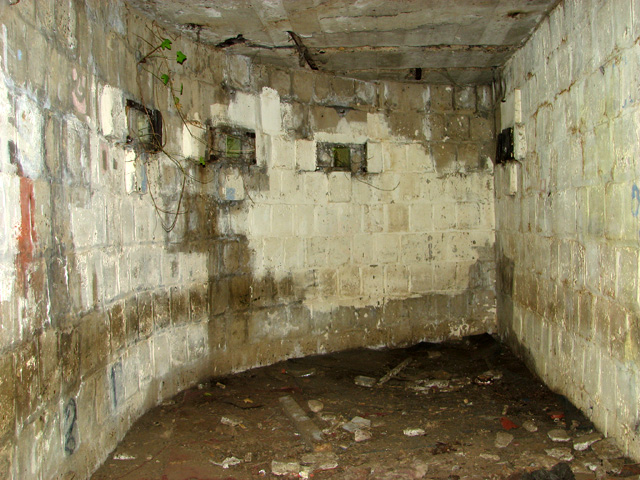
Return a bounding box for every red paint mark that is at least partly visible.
[15,176,36,297]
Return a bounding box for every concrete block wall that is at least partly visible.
[496,0,640,460]
[0,0,495,477]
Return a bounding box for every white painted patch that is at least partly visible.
[259,87,282,135]
[15,95,44,178]
[99,85,125,139]
[181,123,206,159]
[228,92,258,129]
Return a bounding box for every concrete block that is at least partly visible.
[361,265,384,299]
[376,234,400,264]
[270,136,295,170]
[314,205,340,236]
[409,264,434,293]
[433,262,457,290]
[181,123,206,160]
[99,85,125,139]
[283,237,305,270]
[260,87,282,135]
[363,205,384,233]
[383,143,407,171]
[339,266,361,297]
[432,142,458,173]
[410,203,433,232]
[387,204,409,232]
[295,205,315,236]
[296,139,316,172]
[367,113,390,140]
[218,167,245,201]
[355,80,377,106]
[385,265,409,296]
[401,233,440,263]
[303,172,329,204]
[430,85,454,111]
[227,92,258,130]
[292,70,314,103]
[434,203,457,230]
[366,141,383,173]
[306,237,328,268]
[328,171,351,203]
[445,114,470,140]
[352,234,376,265]
[271,205,294,236]
[249,204,271,236]
[454,86,477,111]
[406,143,434,172]
[325,236,352,266]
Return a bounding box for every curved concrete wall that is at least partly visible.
[0,1,495,477]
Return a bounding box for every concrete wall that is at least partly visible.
[0,1,495,477]
[496,0,640,460]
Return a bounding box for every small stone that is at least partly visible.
[113,453,136,460]
[522,420,538,432]
[428,351,442,359]
[221,415,243,427]
[573,432,603,451]
[545,447,574,462]
[495,432,514,448]
[548,429,571,442]
[354,375,377,387]
[308,400,324,413]
[271,460,301,476]
[354,429,372,442]
[591,438,623,460]
[480,454,500,461]
[403,428,426,437]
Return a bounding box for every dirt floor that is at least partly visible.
[91,334,639,480]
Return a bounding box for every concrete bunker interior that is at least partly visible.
[0,0,639,478]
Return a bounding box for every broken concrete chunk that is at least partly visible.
[354,428,372,442]
[211,456,242,469]
[495,432,514,448]
[308,400,324,413]
[354,375,377,387]
[342,416,371,432]
[286,367,316,377]
[545,447,574,462]
[591,438,623,460]
[522,420,538,432]
[547,429,571,442]
[300,452,339,470]
[271,460,301,476]
[279,396,325,448]
[403,428,426,437]
[573,432,603,451]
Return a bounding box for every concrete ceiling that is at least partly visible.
[125,0,561,85]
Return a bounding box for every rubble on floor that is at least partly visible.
[91,334,637,480]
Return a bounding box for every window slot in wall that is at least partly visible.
[316,142,367,173]
[126,99,163,153]
[207,125,256,165]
